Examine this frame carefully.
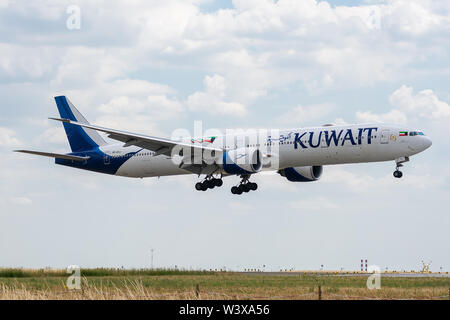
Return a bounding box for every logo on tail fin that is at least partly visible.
[54,96,107,152]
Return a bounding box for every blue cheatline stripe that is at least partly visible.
[222,152,253,175]
[282,167,313,182]
[55,96,99,153]
[55,148,143,176]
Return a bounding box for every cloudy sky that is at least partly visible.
[0,0,449,272]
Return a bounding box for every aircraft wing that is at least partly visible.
[49,118,223,158]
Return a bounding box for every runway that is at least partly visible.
[238,271,450,278]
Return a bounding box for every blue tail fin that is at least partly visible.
[55,96,107,152]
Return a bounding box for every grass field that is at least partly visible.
[0,269,449,300]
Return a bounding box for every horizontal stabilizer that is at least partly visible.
[14,150,90,162]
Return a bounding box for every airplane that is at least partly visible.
[15,96,432,195]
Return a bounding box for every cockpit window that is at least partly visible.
[409,131,425,136]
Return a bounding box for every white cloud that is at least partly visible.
[107,79,175,98]
[252,171,299,192]
[60,79,176,113]
[0,0,10,9]
[0,127,21,147]
[98,96,146,115]
[10,197,32,206]
[356,109,408,124]
[0,43,58,80]
[322,166,383,193]
[208,50,272,104]
[356,85,450,124]
[94,90,184,136]
[187,74,247,116]
[333,118,349,126]
[146,95,184,119]
[289,197,340,212]
[382,0,446,36]
[1,0,449,105]
[51,47,129,87]
[321,166,444,194]
[35,126,68,146]
[95,113,164,137]
[46,78,183,138]
[228,201,255,215]
[278,103,334,125]
[98,94,183,119]
[389,85,450,120]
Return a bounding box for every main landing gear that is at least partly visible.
[231,175,258,195]
[393,157,409,179]
[195,175,223,191]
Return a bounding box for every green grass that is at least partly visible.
[0,268,213,278]
[0,269,448,289]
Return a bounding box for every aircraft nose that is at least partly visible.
[423,136,432,150]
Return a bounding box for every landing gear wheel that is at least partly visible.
[393,170,403,178]
[393,158,408,180]
[206,180,215,189]
[195,182,203,191]
[195,174,224,192]
[249,183,258,191]
[241,184,250,193]
[231,175,259,195]
[215,179,223,187]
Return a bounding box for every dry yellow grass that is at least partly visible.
[0,277,448,300]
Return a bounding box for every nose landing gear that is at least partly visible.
[393,169,403,178]
[231,175,258,195]
[393,157,409,179]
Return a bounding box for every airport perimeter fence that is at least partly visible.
[19,286,450,300]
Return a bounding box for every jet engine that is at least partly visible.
[278,166,323,182]
[221,148,263,175]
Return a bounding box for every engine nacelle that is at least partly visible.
[221,148,263,175]
[278,166,323,182]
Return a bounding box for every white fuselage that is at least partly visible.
[94,124,432,178]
